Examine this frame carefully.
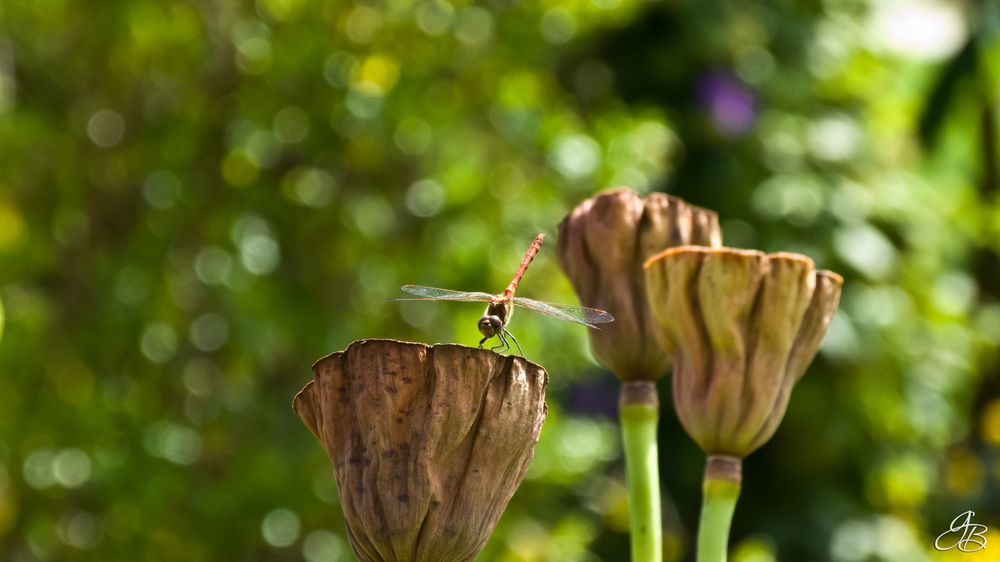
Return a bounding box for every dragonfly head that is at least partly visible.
[478,315,503,339]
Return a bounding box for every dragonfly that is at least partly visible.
[391,233,614,355]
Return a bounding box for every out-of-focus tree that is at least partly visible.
[0,0,998,560]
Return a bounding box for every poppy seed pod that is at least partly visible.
[643,247,843,458]
[293,339,548,562]
[557,188,722,381]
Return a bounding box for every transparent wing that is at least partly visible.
[390,285,495,302]
[512,297,615,328]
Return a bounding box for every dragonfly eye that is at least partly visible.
[478,315,502,338]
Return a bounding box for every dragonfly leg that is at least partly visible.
[491,331,509,354]
[478,337,488,349]
[503,328,523,356]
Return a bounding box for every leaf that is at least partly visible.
[918,35,980,148]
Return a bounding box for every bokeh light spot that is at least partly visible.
[732,537,776,562]
[981,399,1000,446]
[416,0,454,36]
[405,179,446,217]
[358,256,396,298]
[834,224,897,280]
[282,167,337,208]
[455,7,493,46]
[235,37,272,74]
[550,134,601,180]
[221,150,259,187]
[58,511,102,549]
[807,113,861,162]
[194,246,234,287]
[261,508,301,547]
[399,299,440,329]
[356,55,399,95]
[345,6,383,44]
[189,313,230,352]
[273,106,310,144]
[140,323,178,364]
[302,530,347,562]
[549,418,618,477]
[830,519,875,561]
[540,9,577,45]
[505,518,548,559]
[877,456,930,508]
[0,201,27,251]
[144,421,202,465]
[87,109,125,148]
[346,195,396,238]
[23,449,57,490]
[870,1,966,61]
[53,448,91,488]
[142,170,181,209]
[244,130,280,168]
[752,174,824,225]
[257,0,304,22]
[931,271,977,316]
[345,88,385,119]
[231,215,281,273]
[183,358,219,398]
[394,118,432,155]
[943,448,984,497]
[240,234,281,275]
[735,46,775,85]
[323,52,356,87]
[758,111,807,170]
[975,304,1000,344]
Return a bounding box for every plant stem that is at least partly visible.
[697,456,742,562]
[620,381,661,562]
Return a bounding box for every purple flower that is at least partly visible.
[696,71,756,136]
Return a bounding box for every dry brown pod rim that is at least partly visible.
[605,186,718,207]
[584,187,721,215]
[294,339,547,409]
[641,245,845,285]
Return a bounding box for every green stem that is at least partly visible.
[620,381,661,562]
[696,456,742,562]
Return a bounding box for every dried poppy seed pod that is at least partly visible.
[293,339,548,562]
[557,187,722,381]
[643,247,843,458]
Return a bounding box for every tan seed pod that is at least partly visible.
[293,339,548,562]
[557,188,722,381]
[644,247,843,457]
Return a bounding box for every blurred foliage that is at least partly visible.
[1,0,1000,561]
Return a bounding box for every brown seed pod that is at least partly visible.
[293,339,548,562]
[557,187,722,381]
[644,247,843,457]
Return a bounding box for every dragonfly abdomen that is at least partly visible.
[503,233,545,297]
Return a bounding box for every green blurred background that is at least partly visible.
[1,0,999,560]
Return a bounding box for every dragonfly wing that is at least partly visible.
[390,285,494,302]
[512,297,615,328]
